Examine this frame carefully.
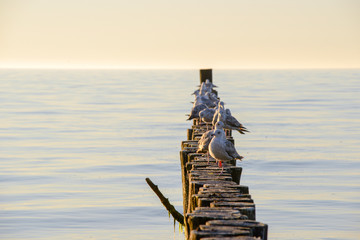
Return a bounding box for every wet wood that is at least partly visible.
[229,166,242,184]
[200,236,261,240]
[180,150,191,219]
[210,202,256,221]
[179,69,267,239]
[190,227,250,240]
[187,207,247,232]
[200,69,213,83]
[206,220,268,240]
[145,178,184,225]
[187,129,194,141]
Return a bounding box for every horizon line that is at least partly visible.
[1,66,360,70]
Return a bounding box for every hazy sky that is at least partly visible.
[1,0,359,69]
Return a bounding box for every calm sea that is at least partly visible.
[0,69,359,240]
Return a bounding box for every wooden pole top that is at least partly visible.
[200,69,213,84]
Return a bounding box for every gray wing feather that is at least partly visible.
[225,140,242,159]
[197,130,213,152]
[225,115,249,133]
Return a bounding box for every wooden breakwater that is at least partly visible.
[180,69,268,240]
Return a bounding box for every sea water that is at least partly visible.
[0,69,359,239]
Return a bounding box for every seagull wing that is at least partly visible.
[225,140,243,160]
[197,130,214,152]
[225,115,249,133]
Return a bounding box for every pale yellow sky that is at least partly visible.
[0,0,359,69]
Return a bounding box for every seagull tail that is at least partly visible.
[237,128,250,134]
[236,155,244,161]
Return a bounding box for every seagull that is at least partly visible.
[197,121,224,152]
[193,93,217,108]
[199,107,216,129]
[201,96,217,108]
[215,106,227,124]
[198,79,217,92]
[209,129,243,172]
[205,92,219,105]
[197,121,224,163]
[223,109,249,134]
[212,101,225,127]
[187,103,207,121]
[192,89,200,96]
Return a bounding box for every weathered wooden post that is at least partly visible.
[199,69,217,96]
[147,69,267,240]
[187,129,193,141]
[199,69,212,84]
[180,149,191,238]
[177,69,267,239]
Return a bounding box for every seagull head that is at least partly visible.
[215,121,224,129]
[212,129,225,138]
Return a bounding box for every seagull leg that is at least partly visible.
[207,151,210,164]
[218,160,223,174]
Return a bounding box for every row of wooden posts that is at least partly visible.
[179,69,268,239]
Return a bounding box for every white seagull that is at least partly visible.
[197,121,225,163]
[209,129,243,172]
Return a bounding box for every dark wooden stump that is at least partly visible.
[186,207,246,232]
[210,202,256,220]
[206,220,268,240]
[200,69,212,83]
[199,236,260,240]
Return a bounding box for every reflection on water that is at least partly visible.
[0,69,359,239]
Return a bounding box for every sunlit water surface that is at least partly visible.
[0,69,359,240]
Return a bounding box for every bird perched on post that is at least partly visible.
[199,107,216,129]
[212,101,225,127]
[197,121,224,162]
[197,79,217,93]
[187,103,207,121]
[188,88,218,121]
[223,109,249,134]
[209,129,243,172]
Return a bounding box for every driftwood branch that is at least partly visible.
[145,177,184,225]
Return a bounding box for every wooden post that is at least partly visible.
[230,166,242,184]
[200,69,212,84]
[177,69,268,239]
[187,129,194,141]
[180,150,191,238]
[145,178,184,225]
